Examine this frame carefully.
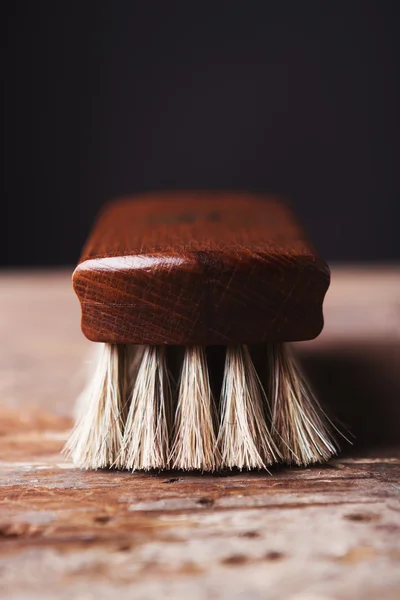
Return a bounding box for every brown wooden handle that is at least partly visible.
[73,191,330,345]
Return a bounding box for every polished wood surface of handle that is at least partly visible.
[73,191,330,345]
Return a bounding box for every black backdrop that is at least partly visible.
[2,1,399,266]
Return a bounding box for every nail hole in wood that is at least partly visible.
[196,497,214,506]
[265,551,285,561]
[344,512,378,522]
[222,554,248,566]
[94,515,112,524]
[240,530,260,539]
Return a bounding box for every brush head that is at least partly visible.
[73,191,330,345]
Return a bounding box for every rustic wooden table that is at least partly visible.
[0,268,399,599]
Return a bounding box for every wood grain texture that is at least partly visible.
[73,191,330,344]
[1,269,400,600]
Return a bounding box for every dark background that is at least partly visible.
[2,1,399,267]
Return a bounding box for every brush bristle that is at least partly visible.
[267,344,338,465]
[170,346,219,471]
[120,346,172,470]
[218,345,280,469]
[63,344,127,469]
[64,342,338,471]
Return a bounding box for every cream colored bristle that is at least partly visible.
[120,345,173,471]
[218,345,281,470]
[66,340,338,473]
[170,346,219,471]
[268,343,337,465]
[63,343,127,469]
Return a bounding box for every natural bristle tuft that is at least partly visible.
[63,344,126,469]
[65,341,340,472]
[267,344,338,465]
[120,346,172,471]
[170,346,219,471]
[218,345,281,470]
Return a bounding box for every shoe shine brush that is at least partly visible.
[64,191,337,471]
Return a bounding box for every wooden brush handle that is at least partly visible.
[73,192,330,345]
